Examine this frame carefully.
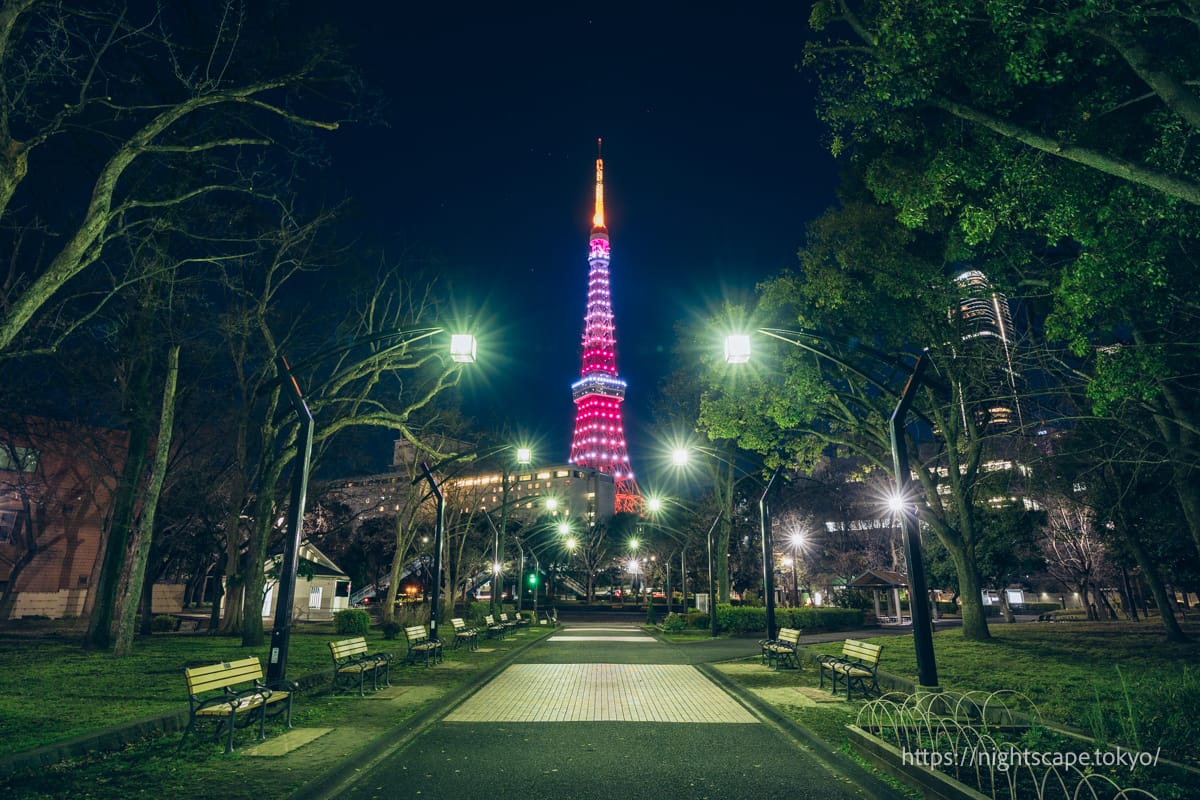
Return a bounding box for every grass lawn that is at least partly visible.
[0,618,552,800]
[859,620,1200,761]
[709,619,1200,800]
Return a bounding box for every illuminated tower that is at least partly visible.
[569,141,641,513]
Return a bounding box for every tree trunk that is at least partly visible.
[947,545,991,641]
[138,578,155,636]
[1122,529,1188,642]
[239,509,271,647]
[113,346,179,657]
[85,379,150,650]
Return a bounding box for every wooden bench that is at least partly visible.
[404,625,444,666]
[451,617,479,650]
[759,627,802,670]
[329,636,392,695]
[818,639,883,700]
[499,612,520,633]
[511,610,532,627]
[483,614,506,639]
[181,657,293,753]
[538,609,557,626]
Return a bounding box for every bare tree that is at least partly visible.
[0,0,346,356]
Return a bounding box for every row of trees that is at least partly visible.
[0,1,476,655]
[665,1,1199,642]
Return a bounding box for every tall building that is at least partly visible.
[953,269,1023,430]
[568,142,641,513]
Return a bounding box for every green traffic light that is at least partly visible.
[528,573,537,586]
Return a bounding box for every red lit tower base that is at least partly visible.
[568,142,641,514]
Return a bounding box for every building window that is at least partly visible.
[0,446,38,473]
[0,508,27,544]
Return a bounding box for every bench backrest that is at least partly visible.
[842,639,882,665]
[185,657,264,697]
[451,618,468,631]
[405,625,429,644]
[500,613,511,622]
[485,614,498,625]
[778,627,801,644]
[329,636,369,662]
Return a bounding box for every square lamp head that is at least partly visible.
[450,334,477,363]
[724,334,751,364]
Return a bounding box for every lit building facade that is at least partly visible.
[568,141,640,513]
[953,269,1023,430]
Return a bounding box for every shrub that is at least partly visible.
[686,611,709,629]
[151,615,176,633]
[661,612,688,632]
[467,601,493,625]
[334,608,371,635]
[711,604,865,634]
[378,621,403,640]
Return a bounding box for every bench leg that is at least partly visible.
[225,709,237,754]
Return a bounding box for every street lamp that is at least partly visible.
[788,532,805,607]
[725,329,940,690]
[267,328,475,686]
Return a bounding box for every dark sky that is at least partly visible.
[311,3,838,474]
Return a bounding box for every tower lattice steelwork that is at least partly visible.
[568,141,640,513]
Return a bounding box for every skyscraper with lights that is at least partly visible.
[954,269,1022,430]
[568,142,640,514]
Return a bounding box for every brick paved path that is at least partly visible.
[328,622,886,800]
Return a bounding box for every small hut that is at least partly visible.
[262,540,352,621]
[850,568,908,625]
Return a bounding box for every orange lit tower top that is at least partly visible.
[568,140,641,513]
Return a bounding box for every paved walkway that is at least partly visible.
[321,622,894,800]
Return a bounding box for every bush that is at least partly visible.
[687,611,709,629]
[467,601,493,625]
[713,604,865,634]
[334,608,371,635]
[660,612,688,632]
[378,621,403,640]
[151,615,176,633]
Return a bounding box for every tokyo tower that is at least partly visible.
[568,141,641,514]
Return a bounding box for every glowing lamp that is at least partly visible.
[516,447,532,465]
[724,334,751,364]
[450,334,477,363]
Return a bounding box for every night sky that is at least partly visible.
[309,3,838,473]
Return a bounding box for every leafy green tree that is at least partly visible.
[805,0,1200,566]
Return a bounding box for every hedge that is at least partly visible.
[713,605,864,634]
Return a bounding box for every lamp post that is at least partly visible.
[759,466,782,640]
[266,328,476,686]
[726,329,940,690]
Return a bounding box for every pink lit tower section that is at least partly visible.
[568,141,641,513]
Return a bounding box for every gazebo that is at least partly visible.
[850,568,909,625]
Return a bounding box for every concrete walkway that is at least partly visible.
[315,622,901,800]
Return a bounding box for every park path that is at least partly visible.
[325,622,880,800]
